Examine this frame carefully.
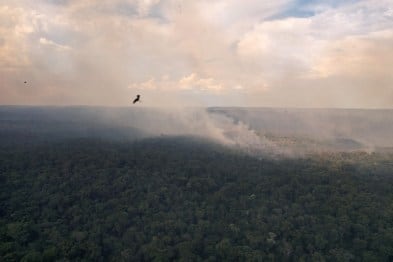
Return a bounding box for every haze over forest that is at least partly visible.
[1,106,393,261]
[1,106,393,156]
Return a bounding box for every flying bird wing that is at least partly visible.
[133,95,140,104]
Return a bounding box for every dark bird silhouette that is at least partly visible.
[133,94,141,104]
[24,81,27,84]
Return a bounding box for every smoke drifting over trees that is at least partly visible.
[2,106,392,156]
[1,106,393,261]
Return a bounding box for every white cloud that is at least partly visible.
[129,73,223,92]
[236,17,319,79]
[179,73,223,91]
[39,37,72,51]
[198,0,292,30]
[0,6,34,69]
[309,30,393,78]
[1,0,393,107]
[136,0,161,16]
[235,0,393,81]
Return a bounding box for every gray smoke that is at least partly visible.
[3,106,392,156]
[89,107,393,156]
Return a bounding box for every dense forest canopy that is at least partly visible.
[0,107,392,261]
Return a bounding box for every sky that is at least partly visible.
[0,0,393,107]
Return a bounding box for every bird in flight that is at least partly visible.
[24,81,27,84]
[133,94,141,104]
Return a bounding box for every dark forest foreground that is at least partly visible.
[1,137,393,261]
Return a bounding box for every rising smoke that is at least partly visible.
[94,107,393,156]
[2,106,392,156]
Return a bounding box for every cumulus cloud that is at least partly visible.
[0,0,393,107]
[179,73,223,91]
[129,73,223,92]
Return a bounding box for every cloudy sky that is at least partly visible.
[1,0,393,107]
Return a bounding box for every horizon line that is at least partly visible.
[1,104,393,110]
